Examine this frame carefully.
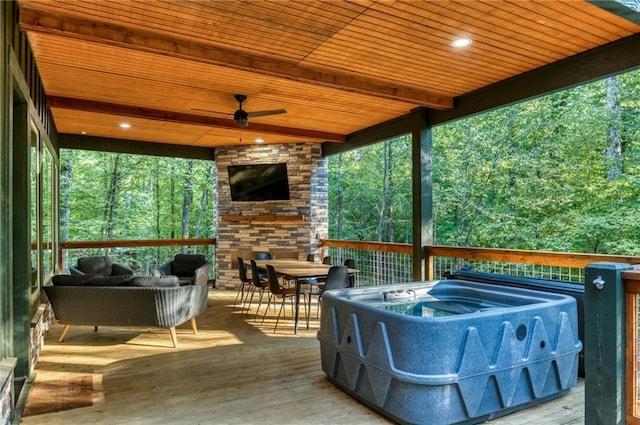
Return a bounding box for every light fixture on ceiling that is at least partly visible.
[255,138,264,144]
[81,130,87,135]
[451,37,472,48]
[119,122,132,129]
[234,108,249,128]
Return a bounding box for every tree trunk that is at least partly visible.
[606,75,623,182]
[102,153,122,239]
[194,188,207,240]
[376,142,389,242]
[170,162,176,239]
[59,150,73,241]
[386,140,394,241]
[181,160,194,253]
[154,158,161,259]
[123,191,131,238]
[336,154,344,239]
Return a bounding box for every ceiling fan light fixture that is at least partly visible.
[233,109,249,127]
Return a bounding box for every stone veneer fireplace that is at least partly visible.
[215,143,328,289]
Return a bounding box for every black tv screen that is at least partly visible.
[228,163,291,201]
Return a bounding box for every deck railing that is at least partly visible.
[57,238,217,282]
[320,239,640,284]
[425,245,640,283]
[319,239,413,286]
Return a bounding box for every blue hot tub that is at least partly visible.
[317,280,582,425]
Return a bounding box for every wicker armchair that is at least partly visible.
[154,254,211,286]
[69,255,133,277]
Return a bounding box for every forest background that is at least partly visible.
[60,69,640,274]
[329,69,640,255]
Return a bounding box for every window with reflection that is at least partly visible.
[29,121,39,291]
[41,142,55,284]
[29,119,57,294]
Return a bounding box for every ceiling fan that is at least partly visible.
[193,94,286,128]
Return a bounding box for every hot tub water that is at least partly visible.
[377,287,526,317]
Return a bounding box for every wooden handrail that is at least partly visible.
[58,238,216,249]
[318,240,640,282]
[320,239,412,254]
[425,244,640,280]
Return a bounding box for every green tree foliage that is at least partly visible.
[61,150,215,242]
[329,70,640,255]
[328,136,412,242]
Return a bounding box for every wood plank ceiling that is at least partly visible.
[16,0,640,148]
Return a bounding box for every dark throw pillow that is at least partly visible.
[77,256,112,276]
[111,263,134,276]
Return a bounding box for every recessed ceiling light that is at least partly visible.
[119,122,132,129]
[451,38,472,48]
[255,138,264,144]
[81,131,87,135]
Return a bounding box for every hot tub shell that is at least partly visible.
[317,280,582,425]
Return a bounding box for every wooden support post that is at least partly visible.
[425,246,434,281]
[57,247,64,274]
[410,108,432,281]
[584,262,632,425]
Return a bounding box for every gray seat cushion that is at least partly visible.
[52,274,133,286]
[52,274,97,286]
[85,275,133,286]
[129,276,179,287]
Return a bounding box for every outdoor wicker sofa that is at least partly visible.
[45,274,208,347]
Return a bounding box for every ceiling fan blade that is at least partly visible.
[247,109,287,118]
[191,107,232,116]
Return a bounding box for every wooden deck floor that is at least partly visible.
[20,289,584,425]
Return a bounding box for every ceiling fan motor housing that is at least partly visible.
[234,109,249,127]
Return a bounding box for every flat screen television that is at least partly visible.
[228,163,290,201]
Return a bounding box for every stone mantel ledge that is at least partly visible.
[221,214,308,222]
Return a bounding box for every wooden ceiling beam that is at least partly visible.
[322,113,415,157]
[19,7,453,110]
[58,134,216,160]
[47,96,346,142]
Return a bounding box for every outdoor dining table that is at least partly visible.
[253,259,357,334]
